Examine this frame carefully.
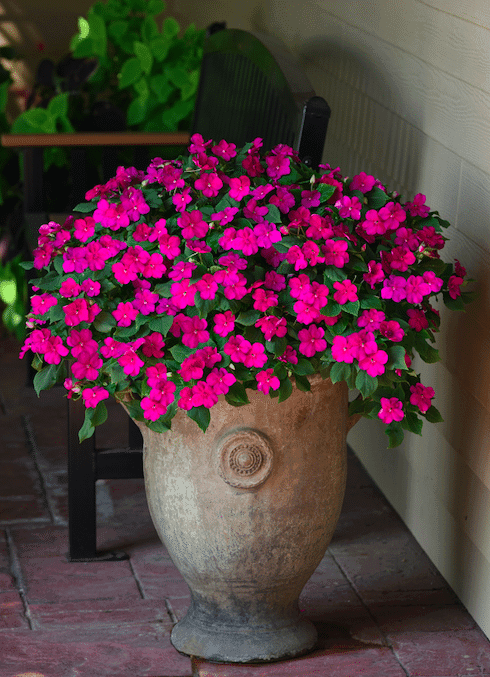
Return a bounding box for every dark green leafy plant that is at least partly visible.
[11,0,205,139]
[0,254,27,340]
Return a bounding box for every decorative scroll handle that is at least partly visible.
[218,429,273,489]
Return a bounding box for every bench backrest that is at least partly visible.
[192,28,330,168]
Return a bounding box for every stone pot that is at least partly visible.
[129,376,358,664]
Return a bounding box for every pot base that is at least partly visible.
[171,612,317,663]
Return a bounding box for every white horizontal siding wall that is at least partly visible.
[175,0,490,635]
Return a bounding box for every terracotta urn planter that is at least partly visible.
[130,376,358,664]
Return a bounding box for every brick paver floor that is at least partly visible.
[1,337,489,677]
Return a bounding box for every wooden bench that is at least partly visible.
[2,26,330,561]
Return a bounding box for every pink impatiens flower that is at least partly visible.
[256,368,280,394]
[448,275,464,299]
[378,397,404,424]
[380,320,405,342]
[82,386,110,409]
[331,335,356,363]
[112,301,139,327]
[333,280,358,305]
[298,325,327,357]
[349,171,376,193]
[213,311,235,337]
[358,349,388,377]
[206,368,236,395]
[30,293,58,315]
[335,195,362,220]
[410,383,435,412]
[228,175,250,201]
[63,298,91,327]
[194,172,223,197]
[178,210,209,239]
[407,308,429,331]
[181,316,210,349]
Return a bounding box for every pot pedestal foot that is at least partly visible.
[170,603,317,664]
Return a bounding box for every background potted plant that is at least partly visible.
[18,134,473,663]
[9,0,204,213]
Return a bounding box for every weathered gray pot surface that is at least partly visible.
[131,376,354,663]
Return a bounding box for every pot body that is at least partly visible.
[135,376,349,663]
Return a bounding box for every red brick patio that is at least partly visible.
[1,337,489,677]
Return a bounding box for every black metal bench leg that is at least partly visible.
[67,397,128,562]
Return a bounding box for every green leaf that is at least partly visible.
[318,183,336,202]
[74,201,96,213]
[118,57,143,89]
[106,361,126,386]
[147,417,171,433]
[164,64,189,89]
[342,300,360,316]
[142,16,160,42]
[443,294,466,311]
[93,311,116,333]
[195,294,216,318]
[360,296,383,310]
[11,108,55,134]
[147,0,166,14]
[19,261,34,270]
[33,364,59,396]
[401,411,423,436]
[148,315,174,336]
[424,405,444,423]
[415,336,440,363]
[225,381,250,405]
[293,358,316,376]
[108,20,128,43]
[294,374,311,392]
[418,216,441,231]
[367,186,389,209]
[88,401,108,427]
[323,267,347,282]
[78,410,95,443]
[266,336,287,357]
[48,304,64,323]
[170,343,194,363]
[78,16,90,40]
[329,361,352,384]
[127,95,148,126]
[187,405,210,432]
[48,93,70,119]
[122,399,144,422]
[163,16,180,39]
[134,41,153,75]
[150,36,170,62]
[388,345,408,370]
[277,377,293,403]
[115,323,140,339]
[236,309,261,326]
[320,301,341,317]
[50,261,63,280]
[355,370,378,397]
[385,422,405,448]
[264,204,281,224]
[160,98,194,131]
[273,362,288,380]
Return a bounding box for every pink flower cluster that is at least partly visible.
[21,134,471,448]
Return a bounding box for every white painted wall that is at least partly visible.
[174,0,490,638]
